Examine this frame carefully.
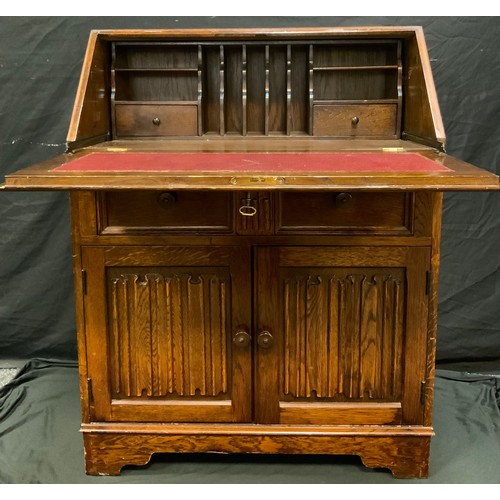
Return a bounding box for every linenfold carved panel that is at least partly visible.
[282,269,405,401]
[107,269,230,399]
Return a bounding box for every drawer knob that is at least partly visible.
[233,329,251,348]
[152,117,161,126]
[257,331,273,349]
[335,192,353,207]
[157,191,177,208]
[351,116,360,126]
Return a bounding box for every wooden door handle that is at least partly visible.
[233,329,251,347]
[257,331,273,349]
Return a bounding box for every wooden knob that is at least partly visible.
[335,192,353,207]
[257,331,273,349]
[152,117,161,126]
[157,191,177,208]
[233,330,251,348]
[351,116,360,126]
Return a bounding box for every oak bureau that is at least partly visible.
[2,27,499,478]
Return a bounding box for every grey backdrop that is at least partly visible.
[1,17,499,362]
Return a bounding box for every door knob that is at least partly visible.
[257,330,273,349]
[233,329,251,347]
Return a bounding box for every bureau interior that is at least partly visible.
[113,40,400,138]
[71,31,438,148]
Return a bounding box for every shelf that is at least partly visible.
[114,68,198,73]
[115,100,199,106]
[110,39,403,139]
[314,65,399,71]
[313,99,399,105]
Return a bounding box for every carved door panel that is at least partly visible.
[82,246,252,423]
[255,246,430,426]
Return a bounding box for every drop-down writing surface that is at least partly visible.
[3,143,498,191]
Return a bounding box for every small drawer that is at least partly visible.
[277,192,412,234]
[100,191,233,234]
[313,104,397,137]
[115,103,198,137]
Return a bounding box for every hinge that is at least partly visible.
[425,271,431,295]
[420,380,426,405]
[81,269,87,295]
[87,377,93,404]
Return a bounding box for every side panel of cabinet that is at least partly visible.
[255,246,430,425]
[82,246,252,423]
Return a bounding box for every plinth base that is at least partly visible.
[82,423,432,479]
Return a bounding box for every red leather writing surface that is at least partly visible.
[54,152,449,173]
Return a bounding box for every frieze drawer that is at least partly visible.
[277,191,412,234]
[100,191,233,234]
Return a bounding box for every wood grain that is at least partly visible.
[313,104,397,137]
[67,33,110,148]
[14,28,497,479]
[83,245,252,423]
[277,191,410,234]
[101,190,233,234]
[4,143,497,191]
[281,270,405,401]
[253,245,429,427]
[83,429,431,478]
[114,103,198,137]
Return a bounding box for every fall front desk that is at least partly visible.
[2,27,499,478]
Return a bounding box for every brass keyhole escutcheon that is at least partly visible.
[239,192,257,217]
[239,205,257,217]
[152,117,161,126]
[257,331,273,349]
[233,330,251,348]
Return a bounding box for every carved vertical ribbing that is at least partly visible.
[150,275,162,396]
[111,278,121,395]
[282,270,405,401]
[327,277,340,397]
[219,280,228,393]
[164,277,174,395]
[284,280,291,395]
[359,276,380,399]
[132,275,153,397]
[108,271,229,399]
[392,279,404,398]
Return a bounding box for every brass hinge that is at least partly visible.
[425,271,431,295]
[420,380,426,405]
[87,377,94,404]
[81,269,87,295]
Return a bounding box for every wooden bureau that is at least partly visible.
[2,27,499,478]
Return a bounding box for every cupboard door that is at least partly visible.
[255,246,430,426]
[82,246,252,423]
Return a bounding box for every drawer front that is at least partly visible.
[313,104,397,137]
[115,103,198,137]
[100,191,232,234]
[277,192,412,234]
